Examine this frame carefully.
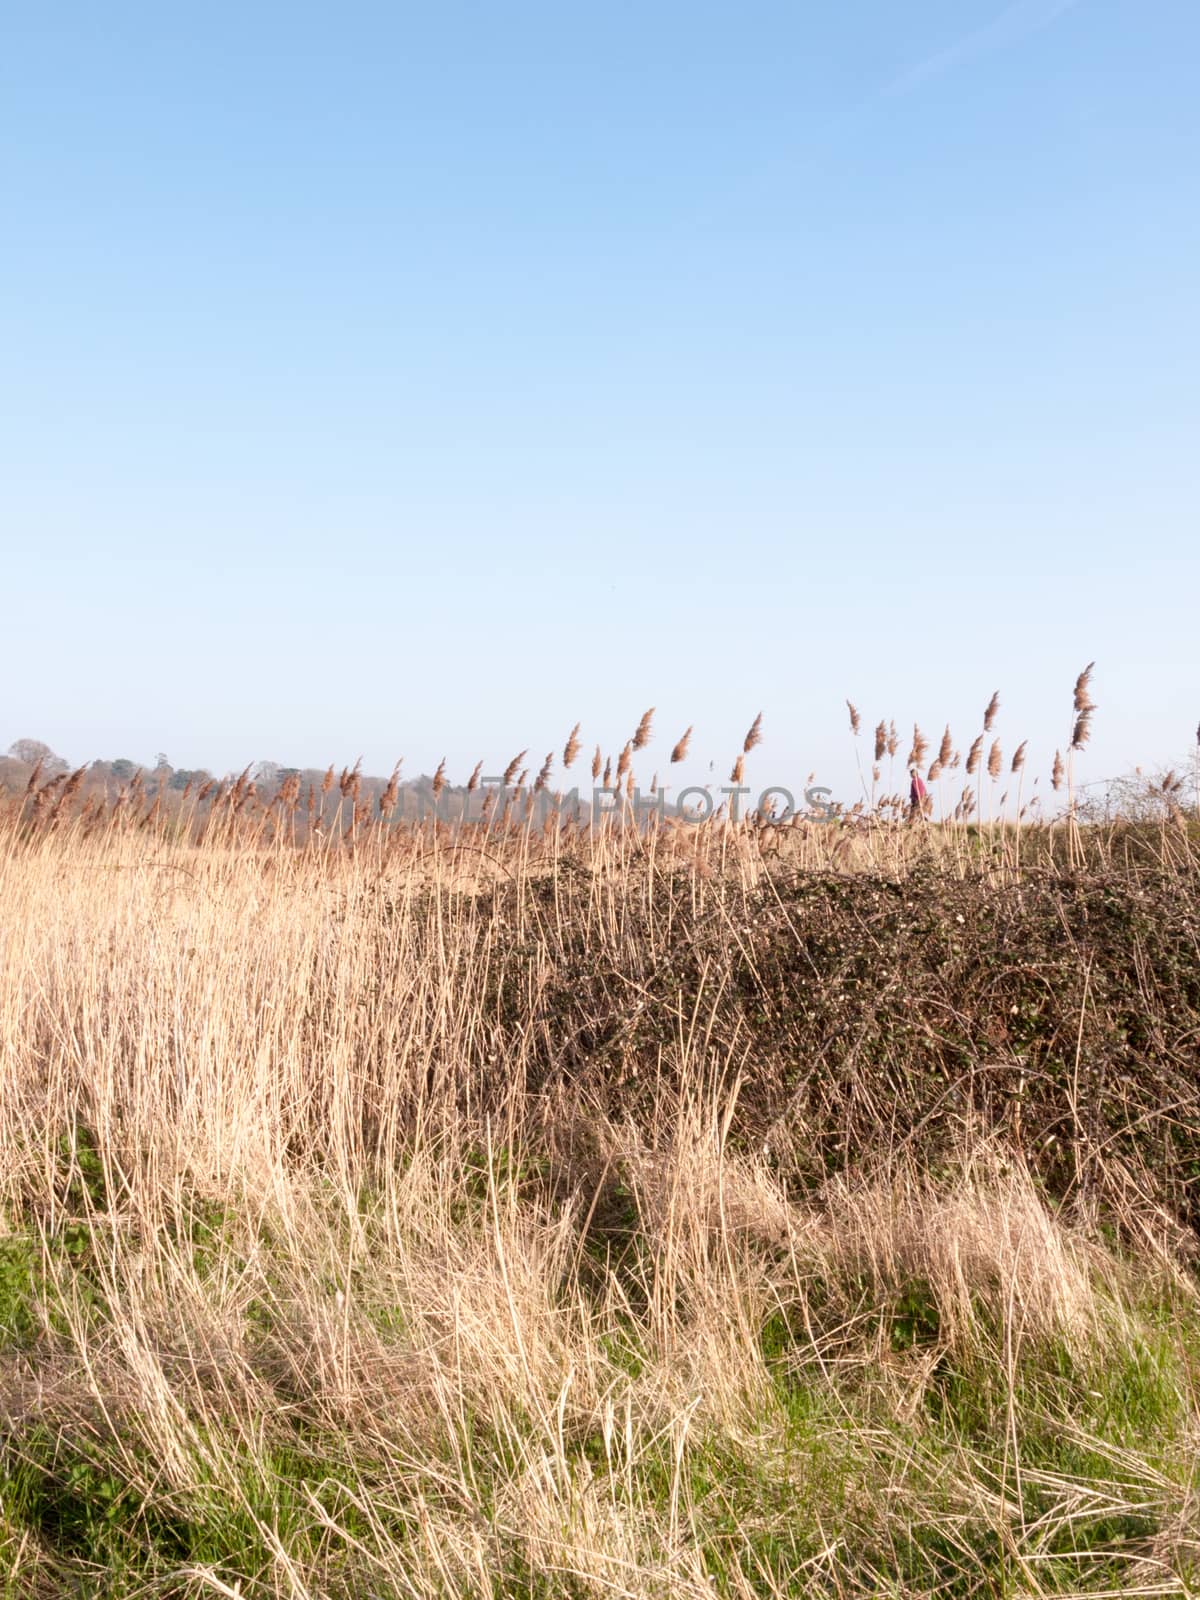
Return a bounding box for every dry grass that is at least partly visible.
[1,685,1199,1596]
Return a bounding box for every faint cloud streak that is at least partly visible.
[887,0,1087,97]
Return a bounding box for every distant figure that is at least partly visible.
[908,767,928,822]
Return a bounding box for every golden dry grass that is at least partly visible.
[0,808,1198,1597]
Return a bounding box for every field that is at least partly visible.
[2,728,1200,1598]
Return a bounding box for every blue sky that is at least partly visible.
[2,1,1197,804]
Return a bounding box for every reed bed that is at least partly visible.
[2,681,1200,1598]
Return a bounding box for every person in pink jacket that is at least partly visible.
[908,768,929,822]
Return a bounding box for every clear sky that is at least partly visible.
[3,1,1197,806]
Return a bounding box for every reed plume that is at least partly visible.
[1052,751,1065,791]
[983,691,1000,732]
[847,701,861,736]
[908,724,929,771]
[502,750,527,788]
[887,721,899,758]
[632,708,655,751]
[670,727,692,764]
[874,721,887,762]
[966,736,984,776]
[467,760,483,792]
[533,752,553,793]
[987,740,1002,781]
[591,746,602,781]
[380,762,402,817]
[743,713,763,753]
[1011,741,1027,773]
[563,723,581,768]
[616,742,632,782]
[431,759,447,801]
[48,768,85,827]
[937,726,953,769]
[730,753,745,785]
[1074,661,1096,714]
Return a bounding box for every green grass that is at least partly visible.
[3,1188,1199,1600]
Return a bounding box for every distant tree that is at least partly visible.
[109,759,137,782]
[169,768,211,791]
[7,738,67,772]
[1077,756,1200,824]
[0,757,31,794]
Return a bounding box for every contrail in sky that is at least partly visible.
[886,0,1088,98]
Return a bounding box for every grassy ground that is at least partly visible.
[1,818,1199,1597]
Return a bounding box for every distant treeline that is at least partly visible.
[0,739,491,826]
